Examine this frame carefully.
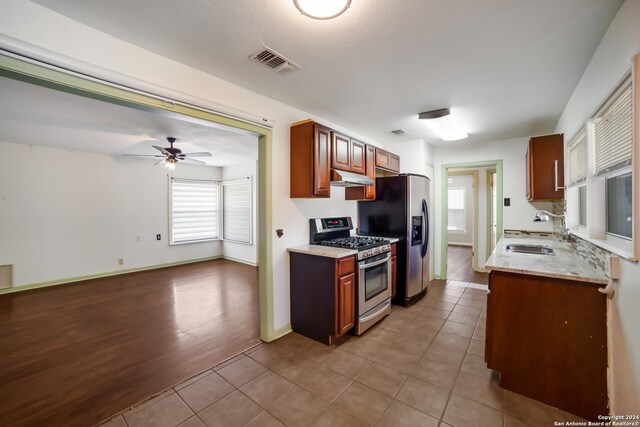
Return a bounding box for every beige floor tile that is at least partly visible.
[239,371,297,409]
[246,343,294,368]
[432,331,471,352]
[440,321,475,338]
[456,297,485,309]
[442,393,504,427]
[311,405,368,427]
[217,355,267,387]
[177,371,235,412]
[420,308,452,320]
[296,341,337,365]
[323,349,372,379]
[213,353,245,371]
[395,376,449,419]
[177,416,206,427]
[411,358,459,390]
[391,332,432,356]
[433,294,461,304]
[466,338,485,357]
[125,390,174,415]
[355,363,407,397]
[124,393,193,427]
[270,355,316,384]
[376,400,439,427]
[244,411,285,427]
[426,301,456,311]
[174,370,215,391]
[452,371,505,410]
[421,343,466,368]
[243,343,264,355]
[333,382,391,425]
[406,317,445,336]
[452,304,482,316]
[100,415,127,427]
[360,324,400,344]
[473,326,487,341]
[298,364,353,403]
[274,332,314,353]
[460,353,493,379]
[268,387,328,427]
[505,391,565,427]
[375,347,420,374]
[447,312,479,327]
[344,336,388,361]
[197,390,262,427]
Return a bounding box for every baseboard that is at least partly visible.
[0,255,223,295]
[448,243,473,247]
[222,255,258,267]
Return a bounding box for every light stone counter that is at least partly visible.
[287,245,357,259]
[485,236,608,285]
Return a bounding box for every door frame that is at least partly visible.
[0,51,278,341]
[439,160,503,280]
[446,170,479,272]
[486,169,497,260]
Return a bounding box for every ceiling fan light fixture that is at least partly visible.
[163,158,177,170]
[293,0,351,20]
[419,108,468,141]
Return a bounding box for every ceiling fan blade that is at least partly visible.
[180,152,212,157]
[154,159,166,166]
[152,145,171,155]
[180,158,206,165]
[122,154,166,157]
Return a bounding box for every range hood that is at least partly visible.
[330,170,375,187]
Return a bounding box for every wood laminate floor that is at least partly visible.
[446,245,488,285]
[0,259,260,427]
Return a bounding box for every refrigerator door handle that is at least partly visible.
[421,199,429,258]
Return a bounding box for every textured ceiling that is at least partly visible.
[0,76,258,167]
[31,0,623,146]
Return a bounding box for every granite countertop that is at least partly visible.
[287,245,357,259]
[485,236,608,285]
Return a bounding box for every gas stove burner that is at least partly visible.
[320,236,385,249]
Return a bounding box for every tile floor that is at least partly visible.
[100,280,586,427]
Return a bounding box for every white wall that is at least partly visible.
[447,174,474,246]
[433,138,554,278]
[555,0,640,414]
[0,0,367,330]
[221,161,258,265]
[0,140,223,286]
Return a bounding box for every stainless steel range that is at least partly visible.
[310,217,392,335]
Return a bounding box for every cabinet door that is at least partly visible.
[313,125,331,197]
[365,145,376,199]
[389,154,400,173]
[375,148,390,169]
[527,134,564,200]
[332,132,351,171]
[351,139,366,174]
[336,273,355,336]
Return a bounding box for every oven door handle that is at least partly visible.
[359,300,391,323]
[358,254,392,270]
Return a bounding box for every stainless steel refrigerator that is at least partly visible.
[357,174,430,305]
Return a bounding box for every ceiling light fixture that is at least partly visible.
[163,157,177,170]
[293,0,351,20]
[419,108,468,141]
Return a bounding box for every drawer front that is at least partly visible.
[337,256,355,276]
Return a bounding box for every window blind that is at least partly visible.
[568,131,587,185]
[595,81,633,175]
[222,177,252,244]
[171,179,219,244]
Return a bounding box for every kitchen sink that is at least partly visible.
[505,244,555,255]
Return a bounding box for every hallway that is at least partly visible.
[446,245,488,285]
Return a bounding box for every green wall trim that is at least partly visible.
[0,52,276,343]
[447,170,479,272]
[0,256,223,295]
[441,160,504,280]
[272,324,293,341]
[485,169,497,263]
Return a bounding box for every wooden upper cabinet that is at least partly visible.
[526,134,564,201]
[345,144,377,200]
[331,132,351,172]
[350,139,366,175]
[375,148,400,173]
[290,121,331,198]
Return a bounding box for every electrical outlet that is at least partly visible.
[504,198,511,206]
[117,258,124,265]
[156,234,161,241]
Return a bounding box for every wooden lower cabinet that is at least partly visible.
[485,270,607,420]
[290,252,356,345]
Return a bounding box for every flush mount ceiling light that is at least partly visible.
[419,108,468,141]
[293,0,352,20]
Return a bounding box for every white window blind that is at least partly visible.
[170,179,219,244]
[222,177,252,244]
[568,130,587,185]
[595,81,633,175]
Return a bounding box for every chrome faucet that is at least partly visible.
[533,210,570,239]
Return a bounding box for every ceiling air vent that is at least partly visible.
[391,129,407,135]
[250,47,300,73]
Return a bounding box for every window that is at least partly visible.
[170,178,219,244]
[568,131,587,186]
[595,82,633,175]
[447,187,465,232]
[578,186,587,227]
[606,172,632,239]
[222,177,253,244]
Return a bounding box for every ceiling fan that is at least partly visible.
[122,137,212,170]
